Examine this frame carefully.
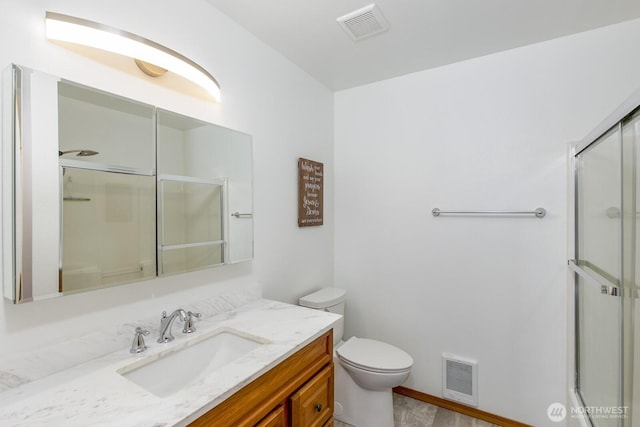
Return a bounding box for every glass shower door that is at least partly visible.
[573,107,639,427]
[574,126,623,427]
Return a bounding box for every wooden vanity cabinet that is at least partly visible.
[255,405,286,427]
[189,330,334,427]
[290,364,333,427]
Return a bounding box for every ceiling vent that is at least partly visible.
[337,4,389,41]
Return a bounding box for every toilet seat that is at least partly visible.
[336,337,413,374]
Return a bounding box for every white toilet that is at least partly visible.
[299,287,413,427]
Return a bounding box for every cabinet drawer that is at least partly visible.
[255,405,286,427]
[290,364,334,427]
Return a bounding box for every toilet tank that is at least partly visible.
[299,287,346,344]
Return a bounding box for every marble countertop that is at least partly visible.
[0,296,340,427]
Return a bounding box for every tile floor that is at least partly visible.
[334,393,499,427]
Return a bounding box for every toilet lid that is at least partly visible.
[336,337,413,373]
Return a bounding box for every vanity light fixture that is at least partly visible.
[44,12,221,102]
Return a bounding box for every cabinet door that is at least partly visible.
[290,364,333,427]
[256,405,286,427]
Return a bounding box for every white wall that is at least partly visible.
[334,18,640,426]
[0,0,333,356]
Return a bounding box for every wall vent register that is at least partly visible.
[442,353,478,407]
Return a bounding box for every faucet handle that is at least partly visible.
[183,311,201,334]
[130,327,150,354]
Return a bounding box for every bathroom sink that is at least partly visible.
[118,328,265,397]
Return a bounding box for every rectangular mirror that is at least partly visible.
[157,109,253,266]
[58,79,157,295]
[2,64,253,303]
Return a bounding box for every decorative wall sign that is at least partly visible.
[298,158,323,227]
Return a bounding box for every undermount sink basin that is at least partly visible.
[118,328,265,397]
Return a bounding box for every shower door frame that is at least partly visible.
[569,90,640,427]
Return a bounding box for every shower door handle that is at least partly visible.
[568,260,623,298]
[600,285,621,296]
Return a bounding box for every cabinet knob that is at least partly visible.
[315,404,322,412]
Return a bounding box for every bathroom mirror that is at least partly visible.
[59,80,157,295]
[2,64,253,303]
[157,109,253,275]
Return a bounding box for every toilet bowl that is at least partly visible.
[299,288,413,427]
[337,337,412,390]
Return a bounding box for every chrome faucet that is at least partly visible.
[157,309,188,343]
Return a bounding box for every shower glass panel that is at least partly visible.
[575,126,623,426]
[61,168,156,293]
[574,106,639,427]
[576,276,621,427]
[576,127,621,281]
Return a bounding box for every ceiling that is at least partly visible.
[205,0,640,91]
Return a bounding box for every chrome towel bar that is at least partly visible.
[432,207,546,218]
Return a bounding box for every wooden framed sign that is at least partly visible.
[298,158,323,227]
